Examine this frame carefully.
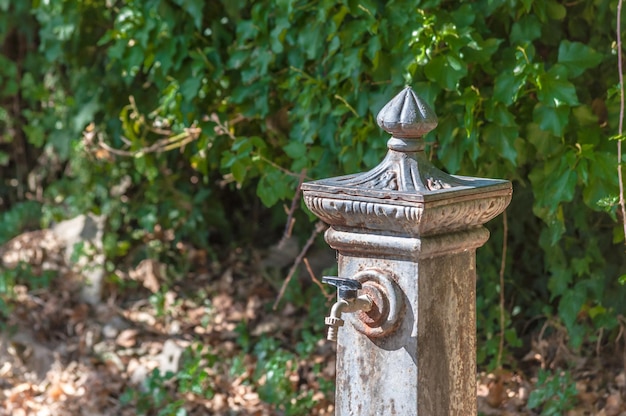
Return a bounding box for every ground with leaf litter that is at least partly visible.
[1,231,626,415]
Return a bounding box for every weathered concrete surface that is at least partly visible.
[417,250,477,415]
[329,230,486,415]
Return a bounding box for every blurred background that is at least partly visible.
[1,0,626,414]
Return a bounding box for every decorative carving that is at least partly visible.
[326,150,468,195]
[420,195,510,235]
[376,86,438,138]
[300,86,512,239]
[367,170,398,191]
[304,193,510,237]
[426,176,452,191]
[304,195,423,232]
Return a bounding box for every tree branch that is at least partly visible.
[617,0,626,243]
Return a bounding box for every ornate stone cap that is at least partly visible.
[301,87,512,237]
[377,86,437,135]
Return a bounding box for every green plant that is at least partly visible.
[253,337,296,405]
[176,344,217,399]
[0,262,55,326]
[149,288,168,318]
[230,297,332,412]
[120,343,217,415]
[120,368,178,415]
[0,266,15,322]
[527,369,578,415]
[1,0,625,377]
[0,201,42,245]
[252,337,324,415]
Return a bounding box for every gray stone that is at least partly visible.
[52,213,106,305]
[157,339,185,375]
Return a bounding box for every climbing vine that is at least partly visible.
[1,0,625,367]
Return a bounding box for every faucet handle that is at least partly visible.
[322,276,362,300]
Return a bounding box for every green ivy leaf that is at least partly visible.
[582,152,618,209]
[558,41,603,77]
[22,123,45,147]
[283,141,306,159]
[545,159,577,208]
[510,15,541,44]
[424,55,467,91]
[463,35,502,65]
[559,286,585,334]
[0,151,8,166]
[529,153,578,216]
[525,122,555,156]
[297,22,323,60]
[482,123,518,165]
[536,69,579,106]
[270,17,290,54]
[485,102,516,126]
[572,105,600,127]
[231,160,247,183]
[134,155,159,182]
[546,0,567,21]
[548,266,572,299]
[493,72,526,106]
[533,104,570,136]
[257,169,291,207]
[172,0,204,30]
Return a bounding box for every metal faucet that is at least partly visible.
[323,276,373,341]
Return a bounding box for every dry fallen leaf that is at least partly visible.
[115,329,139,348]
[487,378,505,408]
[604,391,623,416]
[129,259,164,293]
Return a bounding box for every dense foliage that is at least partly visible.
[1,0,625,384]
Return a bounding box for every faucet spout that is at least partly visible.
[325,295,372,341]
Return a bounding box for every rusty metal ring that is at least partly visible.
[350,268,404,338]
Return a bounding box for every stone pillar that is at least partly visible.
[301,87,512,415]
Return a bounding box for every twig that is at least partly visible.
[96,139,134,157]
[278,169,307,249]
[617,0,626,242]
[497,210,508,369]
[303,257,333,299]
[617,315,626,374]
[256,154,311,179]
[273,221,327,310]
[94,128,201,158]
[615,315,625,347]
[334,94,359,117]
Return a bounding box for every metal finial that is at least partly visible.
[376,87,438,139]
